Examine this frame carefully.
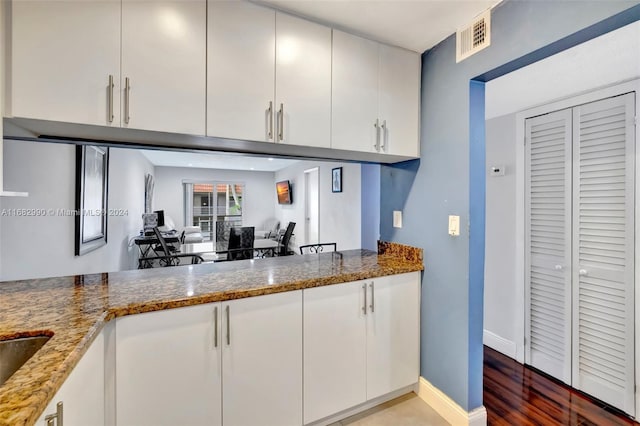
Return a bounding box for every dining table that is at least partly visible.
[180,238,280,261]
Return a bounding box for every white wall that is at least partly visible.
[0,141,154,280]
[483,114,518,356]
[153,166,276,231]
[275,161,361,252]
[484,20,640,359]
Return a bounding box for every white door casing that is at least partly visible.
[304,167,319,244]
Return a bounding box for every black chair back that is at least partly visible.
[299,243,337,255]
[153,227,177,266]
[278,222,296,256]
[228,226,255,260]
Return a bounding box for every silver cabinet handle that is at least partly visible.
[214,306,218,348]
[579,269,588,276]
[374,119,380,151]
[45,402,63,426]
[124,77,131,124]
[554,265,563,271]
[107,75,114,123]
[362,283,367,315]
[369,282,375,313]
[267,101,273,140]
[278,103,284,141]
[225,305,230,346]
[380,120,387,152]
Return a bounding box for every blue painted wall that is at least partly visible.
[380,0,640,411]
[361,164,381,251]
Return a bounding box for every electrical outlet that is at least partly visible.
[393,210,402,228]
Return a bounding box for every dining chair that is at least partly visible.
[137,227,204,268]
[228,226,255,260]
[299,243,337,255]
[276,222,296,256]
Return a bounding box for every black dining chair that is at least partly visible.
[276,222,296,256]
[136,227,204,268]
[299,243,337,255]
[228,226,255,261]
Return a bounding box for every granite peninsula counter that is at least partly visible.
[0,244,423,426]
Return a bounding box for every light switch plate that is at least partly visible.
[393,210,402,228]
[448,215,460,236]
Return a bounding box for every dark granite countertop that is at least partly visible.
[0,245,423,425]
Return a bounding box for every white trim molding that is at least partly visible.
[483,329,517,359]
[417,377,487,426]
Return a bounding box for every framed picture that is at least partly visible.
[332,167,343,193]
[75,145,109,256]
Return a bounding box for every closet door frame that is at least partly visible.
[515,79,640,416]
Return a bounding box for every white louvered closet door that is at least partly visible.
[572,93,635,416]
[525,109,573,384]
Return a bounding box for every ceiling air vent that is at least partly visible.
[456,9,491,63]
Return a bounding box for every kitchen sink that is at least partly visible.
[0,335,51,386]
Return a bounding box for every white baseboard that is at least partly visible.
[483,329,517,359]
[417,377,487,426]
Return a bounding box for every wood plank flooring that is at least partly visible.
[484,346,638,426]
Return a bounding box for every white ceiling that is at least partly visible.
[139,150,299,172]
[257,0,498,53]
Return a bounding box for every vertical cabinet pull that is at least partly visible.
[369,282,375,313]
[44,402,63,426]
[362,283,367,315]
[374,119,380,151]
[124,77,131,124]
[267,101,273,140]
[225,305,230,346]
[278,103,284,142]
[107,75,114,123]
[380,120,387,152]
[214,306,218,348]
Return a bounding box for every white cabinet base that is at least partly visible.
[305,386,417,426]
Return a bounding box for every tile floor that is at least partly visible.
[329,393,450,426]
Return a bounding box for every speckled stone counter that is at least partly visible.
[0,247,422,426]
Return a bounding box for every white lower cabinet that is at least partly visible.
[115,302,222,426]
[223,290,303,426]
[36,330,105,426]
[115,290,302,426]
[304,272,421,424]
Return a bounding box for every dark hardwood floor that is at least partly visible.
[484,346,638,426]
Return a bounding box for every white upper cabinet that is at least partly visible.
[10,0,120,126]
[275,13,332,148]
[331,30,380,154]
[331,31,420,157]
[378,44,421,157]
[121,0,206,135]
[207,1,275,142]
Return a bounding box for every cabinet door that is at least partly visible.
[10,0,120,126]
[331,30,380,153]
[36,330,105,426]
[222,291,302,426]
[378,45,420,157]
[275,13,331,148]
[366,272,421,400]
[208,1,275,142]
[121,0,206,135]
[115,304,222,426]
[303,281,367,424]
